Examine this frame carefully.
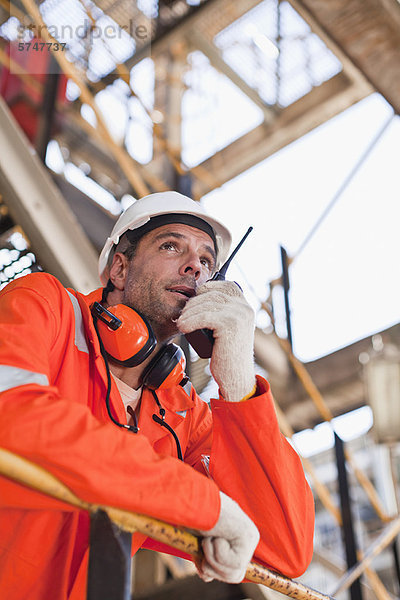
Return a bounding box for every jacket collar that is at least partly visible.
[77,287,103,359]
[155,386,194,412]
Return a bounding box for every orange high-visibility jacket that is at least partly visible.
[0,273,314,599]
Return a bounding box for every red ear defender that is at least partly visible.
[91,302,156,367]
[140,344,187,390]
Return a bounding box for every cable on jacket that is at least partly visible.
[151,389,183,461]
[93,316,139,434]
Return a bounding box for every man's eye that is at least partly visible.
[201,258,213,270]
[160,242,177,251]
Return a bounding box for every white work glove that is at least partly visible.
[196,491,260,583]
[177,281,256,401]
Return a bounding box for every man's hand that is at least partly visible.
[177,281,256,401]
[196,491,260,583]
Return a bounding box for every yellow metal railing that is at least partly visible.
[0,446,333,600]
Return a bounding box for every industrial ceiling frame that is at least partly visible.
[1,2,400,599]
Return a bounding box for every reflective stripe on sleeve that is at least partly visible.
[66,291,89,354]
[0,365,49,392]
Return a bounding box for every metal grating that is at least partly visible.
[0,199,41,289]
[180,0,343,165]
[214,0,342,108]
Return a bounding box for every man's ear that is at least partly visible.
[109,252,129,291]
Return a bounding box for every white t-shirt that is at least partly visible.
[111,373,142,426]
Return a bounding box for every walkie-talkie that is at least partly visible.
[185,227,253,359]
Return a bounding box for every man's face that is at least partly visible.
[120,223,216,341]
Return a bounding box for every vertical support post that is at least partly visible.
[35,54,60,163]
[87,510,132,600]
[388,443,400,592]
[175,172,192,199]
[392,541,400,593]
[280,245,293,349]
[152,41,188,187]
[334,432,363,600]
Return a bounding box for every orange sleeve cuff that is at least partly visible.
[239,381,257,402]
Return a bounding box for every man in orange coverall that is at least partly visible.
[0,191,314,599]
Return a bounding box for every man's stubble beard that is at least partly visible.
[122,276,184,343]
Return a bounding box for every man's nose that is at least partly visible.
[179,254,202,280]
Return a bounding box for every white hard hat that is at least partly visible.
[98,191,232,284]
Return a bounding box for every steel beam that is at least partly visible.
[192,71,371,197]
[0,96,99,292]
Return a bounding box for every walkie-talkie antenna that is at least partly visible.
[218,227,253,279]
